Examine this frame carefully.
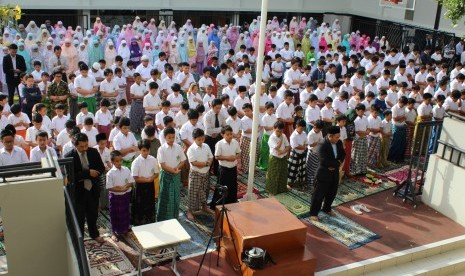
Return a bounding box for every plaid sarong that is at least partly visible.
[405,124,415,158]
[156,170,181,222]
[188,170,210,211]
[266,155,289,195]
[367,135,381,168]
[240,136,259,173]
[131,182,156,226]
[350,136,368,176]
[306,150,319,187]
[288,149,307,185]
[109,191,131,235]
[130,99,144,133]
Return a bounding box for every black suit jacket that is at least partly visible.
[336,63,348,80]
[65,147,105,194]
[315,137,345,179]
[2,54,27,85]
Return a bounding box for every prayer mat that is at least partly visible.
[303,210,381,250]
[123,231,180,267]
[177,213,215,259]
[382,165,424,186]
[237,182,259,199]
[239,170,267,193]
[85,237,135,276]
[371,160,408,174]
[84,212,112,240]
[344,177,396,197]
[264,192,311,218]
[335,183,366,204]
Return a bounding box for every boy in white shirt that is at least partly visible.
[155,100,175,131]
[143,82,161,118]
[300,81,313,109]
[221,78,238,103]
[265,121,291,194]
[51,103,69,137]
[106,150,135,241]
[226,106,242,143]
[202,85,216,112]
[288,119,307,187]
[25,113,47,149]
[216,64,229,95]
[175,102,190,129]
[350,103,370,175]
[240,103,262,173]
[258,102,277,170]
[186,128,214,220]
[156,126,186,220]
[305,95,320,132]
[166,83,184,113]
[212,125,241,208]
[367,104,382,168]
[100,69,119,114]
[95,99,113,140]
[198,67,214,95]
[81,117,99,147]
[233,86,250,118]
[37,72,50,95]
[130,139,159,226]
[30,131,57,162]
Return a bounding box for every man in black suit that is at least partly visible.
[2,44,27,106]
[65,133,105,242]
[310,126,346,221]
[336,56,349,81]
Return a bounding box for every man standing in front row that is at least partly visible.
[66,133,105,242]
[310,126,345,221]
[2,44,27,106]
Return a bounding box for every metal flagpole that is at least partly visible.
[244,0,269,201]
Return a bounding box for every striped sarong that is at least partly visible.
[109,191,131,235]
[288,149,307,185]
[156,170,181,222]
[188,170,210,211]
[131,182,156,226]
[350,136,368,176]
[240,136,259,173]
[306,150,319,187]
[266,155,289,195]
[367,135,381,168]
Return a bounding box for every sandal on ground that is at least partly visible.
[350,205,363,215]
[359,204,371,212]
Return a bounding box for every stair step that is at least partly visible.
[365,247,465,275]
[316,235,465,276]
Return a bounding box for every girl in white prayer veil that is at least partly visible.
[78,43,89,65]
[332,19,341,32]
[26,21,40,38]
[117,39,131,65]
[235,33,246,53]
[219,36,231,61]
[105,40,117,68]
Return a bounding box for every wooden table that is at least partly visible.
[132,219,191,276]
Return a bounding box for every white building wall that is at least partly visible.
[6,0,465,36]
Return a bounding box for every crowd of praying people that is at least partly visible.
[1,14,464,240]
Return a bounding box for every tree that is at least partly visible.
[437,0,465,26]
[0,5,22,29]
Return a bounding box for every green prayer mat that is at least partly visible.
[303,210,381,249]
[264,192,311,218]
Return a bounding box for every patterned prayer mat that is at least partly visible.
[237,182,260,199]
[370,160,408,174]
[84,211,112,240]
[84,237,135,276]
[123,231,179,267]
[335,183,366,204]
[303,210,381,250]
[0,241,5,257]
[382,165,424,186]
[177,213,215,259]
[264,192,311,218]
[345,177,397,196]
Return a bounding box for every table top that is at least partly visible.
[131,219,191,249]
